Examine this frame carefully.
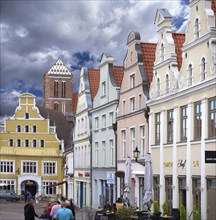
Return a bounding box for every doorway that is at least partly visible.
[21,180,38,196]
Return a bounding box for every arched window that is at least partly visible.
[195,18,200,39]
[9,139,13,147]
[61,81,66,98]
[25,139,29,147]
[156,78,160,96]
[160,43,165,61]
[188,64,193,86]
[54,102,59,111]
[17,139,21,147]
[165,74,169,94]
[54,81,58,97]
[200,58,206,81]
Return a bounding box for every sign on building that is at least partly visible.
[106,172,115,184]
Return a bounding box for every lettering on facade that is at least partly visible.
[193,161,199,167]
[85,172,90,177]
[164,162,173,167]
[78,172,83,177]
[177,159,186,169]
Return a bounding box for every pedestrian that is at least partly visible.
[50,200,61,220]
[35,193,39,204]
[27,192,33,201]
[24,191,28,203]
[24,198,39,220]
[45,202,52,214]
[39,207,51,220]
[55,202,74,220]
[65,200,76,220]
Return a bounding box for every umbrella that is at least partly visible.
[123,157,132,205]
[143,153,153,211]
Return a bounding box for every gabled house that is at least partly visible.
[91,53,123,209]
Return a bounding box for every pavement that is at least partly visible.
[0,199,97,220]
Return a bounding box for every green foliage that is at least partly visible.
[153,201,159,213]
[162,201,169,215]
[116,207,134,220]
[179,204,186,220]
[193,205,200,220]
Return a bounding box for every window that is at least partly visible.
[32,125,37,133]
[181,106,188,141]
[102,141,106,165]
[155,113,161,144]
[25,139,29,147]
[156,78,160,96]
[139,94,142,110]
[43,181,57,195]
[130,74,135,88]
[0,180,15,192]
[43,162,56,175]
[62,81,66,97]
[123,100,126,114]
[209,97,216,137]
[32,139,37,148]
[95,117,99,130]
[200,58,206,81]
[130,97,135,112]
[165,74,169,94]
[25,125,29,133]
[0,161,14,173]
[101,81,106,96]
[17,125,21,132]
[54,102,59,111]
[194,102,202,139]
[25,113,29,119]
[17,139,21,147]
[140,126,145,157]
[9,139,13,147]
[109,139,114,166]
[187,64,193,86]
[40,140,45,148]
[130,128,135,154]
[167,110,174,143]
[160,43,165,61]
[102,115,106,128]
[109,112,114,126]
[54,81,58,97]
[121,130,126,159]
[195,18,200,39]
[22,161,37,174]
[95,142,99,165]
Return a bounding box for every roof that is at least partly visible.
[72,92,78,113]
[88,69,100,101]
[172,33,185,71]
[212,0,216,17]
[113,66,124,87]
[37,106,72,148]
[140,43,157,87]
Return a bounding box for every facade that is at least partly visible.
[148,1,216,219]
[73,67,100,208]
[116,32,156,209]
[0,93,64,197]
[91,54,123,209]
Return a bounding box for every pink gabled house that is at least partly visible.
[116,31,156,208]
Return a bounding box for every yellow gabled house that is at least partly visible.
[0,92,70,197]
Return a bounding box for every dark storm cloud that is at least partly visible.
[0,0,188,117]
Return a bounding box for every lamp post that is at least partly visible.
[133,147,145,166]
[64,165,69,198]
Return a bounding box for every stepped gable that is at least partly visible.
[113,65,124,87]
[37,106,71,147]
[72,92,78,113]
[212,0,216,16]
[88,69,100,101]
[47,59,71,75]
[172,33,185,71]
[140,43,157,87]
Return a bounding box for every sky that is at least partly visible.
[0,0,189,118]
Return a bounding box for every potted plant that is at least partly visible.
[179,204,186,220]
[193,205,200,220]
[116,207,134,220]
[162,201,169,216]
[152,201,161,220]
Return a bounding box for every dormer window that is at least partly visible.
[156,78,160,97]
[164,74,170,94]
[200,58,206,81]
[160,43,165,61]
[101,81,106,96]
[195,18,200,39]
[187,64,193,86]
[25,113,29,119]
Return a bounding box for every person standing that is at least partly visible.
[65,200,75,220]
[55,202,74,220]
[24,198,39,220]
[50,200,61,220]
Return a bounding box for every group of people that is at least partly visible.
[24,195,76,220]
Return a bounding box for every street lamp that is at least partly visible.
[65,165,69,175]
[133,147,140,162]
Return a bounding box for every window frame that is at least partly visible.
[181,105,188,141]
[155,113,161,144]
[194,101,202,139]
[209,97,216,138]
[130,74,135,89]
[167,109,174,143]
[42,161,57,175]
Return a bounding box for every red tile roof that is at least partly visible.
[172,33,185,71]
[113,66,124,87]
[72,92,78,113]
[88,69,100,101]
[140,43,157,87]
[212,0,216,17]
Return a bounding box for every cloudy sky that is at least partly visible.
[0,0,189,117]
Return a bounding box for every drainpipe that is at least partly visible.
[113,122,118,201]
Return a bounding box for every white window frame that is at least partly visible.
[32,125,37,133]
[17,125,21,132]
[32,139,37,148]
[22,160,37,175]
[40,140,45,148]
[25,139,29,147]
[9,139,13,147]
[109,112,114,126]
[101,81,106,96]
[130,127,135,155]
[16,139,21,147]
[130,74,135,89]
[102,114,106,128]
[95,117,99,130]
[0,160,15,174]
[95,142,99,166]
[121,130,126,159]
[140,126,145,157]
[42,161,57,175]
[130,97,135,112]
[200,57,206,81]
[109,139,114,166]
[43,181,58,195]
[102,141,106,165]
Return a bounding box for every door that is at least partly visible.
[207,179,216,220]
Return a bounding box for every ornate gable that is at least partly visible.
[47,59,71,75]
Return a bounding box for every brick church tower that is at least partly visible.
[43,59,73,116]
